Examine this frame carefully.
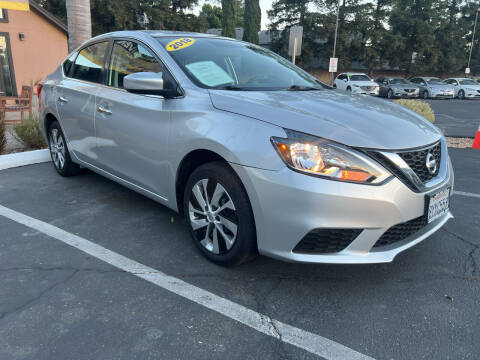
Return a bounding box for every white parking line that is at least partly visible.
[453,190,480,199]
[0,204,373,360]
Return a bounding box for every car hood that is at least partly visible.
[351,81,378,87]
[460,84,480,89]
[428,84,453,90]
[391,84,418,90]
[209,90,441,150]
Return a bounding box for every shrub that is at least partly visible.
[393,99,435,123]
[0,116,5,154]
[11,114,47,150]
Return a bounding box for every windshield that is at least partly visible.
[390,78,409,84]
[349,75,371,82]
[156,37,324,91]
[426,78,444,84]
[459,79,478,85]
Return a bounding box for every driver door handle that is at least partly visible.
[97,106,112,115]
[58,96,68,103]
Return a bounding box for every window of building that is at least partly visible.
[0,33,16,96]
[71,41,109,84]
[0,9,8,23]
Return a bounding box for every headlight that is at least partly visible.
[271,130,392,184]
[414,89,419,93]
[429,87,434,91]
[466,88,476,91]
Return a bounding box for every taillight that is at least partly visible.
[37,82,43,98]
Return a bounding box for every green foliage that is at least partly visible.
[222,0,237,38]
[199,3,223,29]
[0,116,6,155]
[243,0,261,44]
[11,114,47,150]
[393,99,435,123]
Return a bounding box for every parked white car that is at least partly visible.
[444,78,480,99]
[334,73,379,96]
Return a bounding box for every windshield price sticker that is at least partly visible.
[166,38,195,52]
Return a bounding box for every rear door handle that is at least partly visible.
[97,106,112,115]
[58,96,68,103]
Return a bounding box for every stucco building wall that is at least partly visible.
[0,7,68,95]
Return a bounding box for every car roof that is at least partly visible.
[345,73,368,76]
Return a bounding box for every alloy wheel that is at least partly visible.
[423,91,428,99]
[188,178,238,255]
[49,128,66,170]
[387,89,393,99]
[458,90,465,100]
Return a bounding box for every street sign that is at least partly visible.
[288,26,303,58]
[0,0,29,11]
[329,58,338,73]
[465,67,471,74]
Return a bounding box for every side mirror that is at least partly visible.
[124,72,179,98]
[343,78,347,82]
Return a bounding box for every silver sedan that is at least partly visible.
[39,31,454,266]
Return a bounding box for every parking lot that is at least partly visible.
[0,142,479,360]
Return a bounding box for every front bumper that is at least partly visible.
[232,154,454,264]
[353,87,379,96]
[394,90,419,98]
[431,90,455,98]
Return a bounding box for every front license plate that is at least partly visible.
[428,188,450,223]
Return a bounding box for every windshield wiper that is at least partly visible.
[212,85,249,91]
[286,85,322,91]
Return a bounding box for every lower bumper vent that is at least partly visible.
[373,215,428,248]
[293,229,362,254]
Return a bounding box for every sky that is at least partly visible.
[194,0,274,30]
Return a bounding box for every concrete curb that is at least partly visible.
[0,149,50,171]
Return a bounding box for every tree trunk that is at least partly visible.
[66,0,92,52]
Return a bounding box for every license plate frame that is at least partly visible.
[427,187,450,223]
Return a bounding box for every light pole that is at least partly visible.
[467,7,480,76]
[330,0,341,85]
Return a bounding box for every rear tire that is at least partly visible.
[183,162,257,266]
[47,121,82,177]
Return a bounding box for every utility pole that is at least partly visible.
[331,0,341,85]
[467,7,480,76]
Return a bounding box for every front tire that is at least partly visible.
[387,89,394,99]
[458,90,465,100]
[183,162,257,266]
[346,86,352,92]
[422,90,429,99]
[48,121,81,177]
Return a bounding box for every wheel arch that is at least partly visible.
[175,149,232,214]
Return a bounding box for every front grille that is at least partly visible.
[398,142,441,183]
[404,89,416,93]
[373,215,428,248]
[361,86,374,91]
[293,229,362,254]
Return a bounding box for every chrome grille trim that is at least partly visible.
[375,138,448,192]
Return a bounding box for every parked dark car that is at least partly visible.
[376,77,419,99]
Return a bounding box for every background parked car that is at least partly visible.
[409,77,455,99]
[444,78,480,99]
[376,77,419,99]
[334,73,379,96]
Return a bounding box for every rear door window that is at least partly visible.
[63,52,78,77]
[71,41,109,84]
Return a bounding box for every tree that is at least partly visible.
[243,0,261,44]
[221,0,236,38]
[199,3,223,29]
[66,0,92,51]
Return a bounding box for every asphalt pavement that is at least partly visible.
[423,100,479,138]
[0,148,479,360]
